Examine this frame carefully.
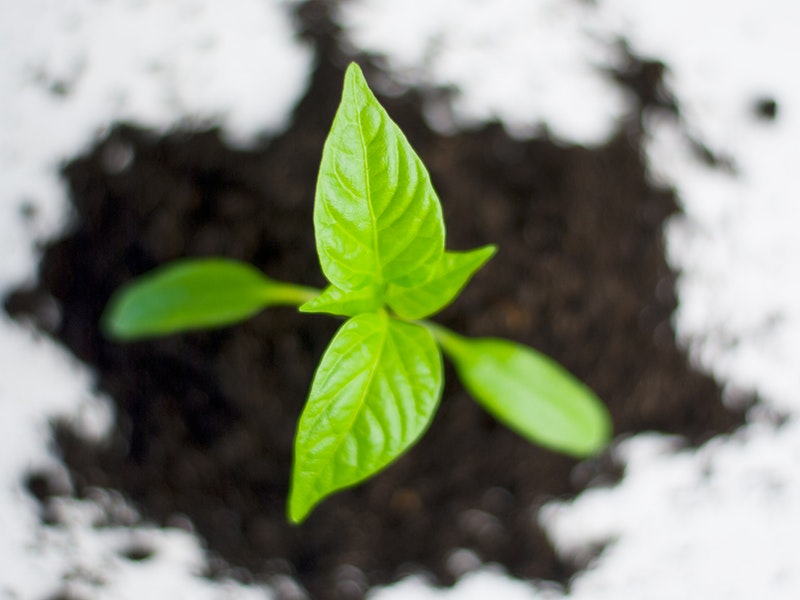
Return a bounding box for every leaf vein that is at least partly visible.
[313,318,389,490]
[354,94,381,275]
[321,200,372,253]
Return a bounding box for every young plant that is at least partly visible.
[103,63,611,524]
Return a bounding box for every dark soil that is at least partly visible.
[5,3,743,599]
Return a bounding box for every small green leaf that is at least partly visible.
[386,245,496,320]
[429,324,611,457]
[289,312,442,523]
[314,63,445,292]
[103,258,317,340]
[299,283,383,317]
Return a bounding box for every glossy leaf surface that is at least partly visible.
[431,325,611,457]
[299,283,383,318]
[289,312,442,523]
[386,245,496,320]
[314,63,445,292]
[103,258,316,340]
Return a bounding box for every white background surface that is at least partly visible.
[1,1,799,598]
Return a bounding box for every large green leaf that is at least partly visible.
[103,258,317,340]
[314,63,445,292]
[289,312,442,523]
[429,324,611,457]
[386,245,496,320]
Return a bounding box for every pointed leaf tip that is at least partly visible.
[387,245,497,320]
[313,61,445,293]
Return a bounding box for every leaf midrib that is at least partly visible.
[353,73,382,285]
[312,318,389,492]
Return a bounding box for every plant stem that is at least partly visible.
[419,320,470,358]
[266,282,323,306]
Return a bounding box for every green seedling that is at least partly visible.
[103,63,612,524]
